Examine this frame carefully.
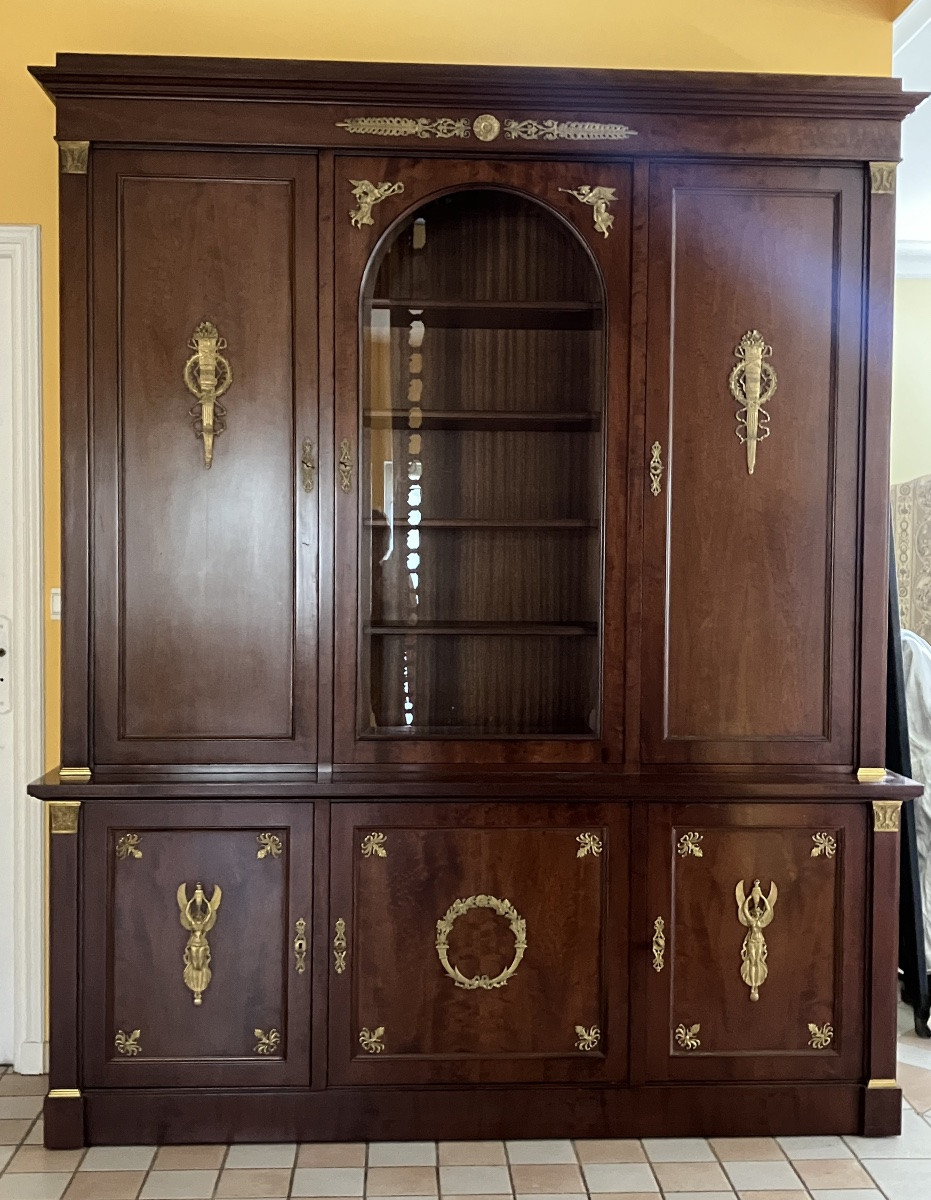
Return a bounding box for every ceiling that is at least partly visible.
[895,0,931,273]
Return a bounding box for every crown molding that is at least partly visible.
[28,54,926,123]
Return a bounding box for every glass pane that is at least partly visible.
[360,189,605,737]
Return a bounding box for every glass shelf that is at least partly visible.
[370,297,602,330]
[363,409,600,431]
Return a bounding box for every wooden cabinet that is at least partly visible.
[639,803,866,1082]
[28,54,924,1147]
[80,803,313,1087]
[328,803,627,1084]
[89,151,319,765]
[640,163,863,766]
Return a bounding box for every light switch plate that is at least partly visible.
[50,588,61,621]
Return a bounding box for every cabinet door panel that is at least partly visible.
[641,163,863,764]
[82,803,312,1088]
[639,803,866,1082]
[91,151,318,764]
[329,803,627,1084]
[333,156,630,764]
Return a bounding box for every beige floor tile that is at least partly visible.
[214,1167,294,1197]
[6,1144,84,1172]
[509,1164,585,1194]
[0,1118,32,1143]
[26,1119,45,1146]
[896,1061,931,1113]
[225,1144,296,1170]
[367,1166,438,1195]
[723,1162,804,1192]
[574,1195,664,1200]
[642,1140,715,1163]
[653,1162,731,1191]
[792,1159,873,1189]
[573,1141,646,1164]
[580,1163,659,1193]
[369,1143,436,1167]
[775,1138,851,1161]
[0,1174,73,1200]
[290,1167,365,1196]
[153,1144,226,1170]
[138,1170,219,1200]
[0,1146,12,1171]
[441,1195,512,1200]
[298,1144,366,1168]
[710,1139,784,1162]
[0,1074,49,1096]
[507,1141,576,1165]
[80,1146,157,1172]
[439,1166,512,1195]
[0,1095,43,1119]
[63,1172,148,1200]
[439,1144,507,1167]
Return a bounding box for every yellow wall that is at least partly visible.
[891,278,931,486]
[2,0,899,768]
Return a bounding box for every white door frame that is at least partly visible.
[0,226,45,1072]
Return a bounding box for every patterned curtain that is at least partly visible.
[892,474,931,643]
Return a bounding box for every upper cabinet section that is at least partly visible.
[41,57,922,775]
[90,151,320,765]
[640,163,865,766]
[334,158,631,765]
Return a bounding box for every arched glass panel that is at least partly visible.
[360,189,605,737]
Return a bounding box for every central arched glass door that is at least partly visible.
[333,158,630,763]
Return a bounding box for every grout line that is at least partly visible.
[209,1142,231,1199]
[287,1136,300,1198]
[132,1142,162,1200]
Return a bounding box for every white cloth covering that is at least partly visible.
[902,629,931,963]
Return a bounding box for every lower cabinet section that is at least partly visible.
[328,803,628,1084]
[80,803,313,1087]
[44,790,903,1145]
[639,803,867,1082]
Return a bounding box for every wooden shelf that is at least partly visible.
[370,297,602,330]
[364,409,600,432]
[366,621,598,637]
[364,518,599,530]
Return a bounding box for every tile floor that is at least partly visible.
[3,1009,931,1200]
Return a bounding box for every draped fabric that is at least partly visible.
[892,475,931,645]
[902,630,931,967]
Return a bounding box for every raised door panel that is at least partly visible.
[82,803,313,1087]
[333,157,630,765]
[328,803,627,1084]
[91,151,318,764]
[639,803,866,1082]
[641,163,864,764]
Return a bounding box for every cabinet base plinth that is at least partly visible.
[862,1083,903,1137]
[44,1093,85,1150]
[49,1082,900,1147]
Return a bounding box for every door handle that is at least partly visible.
[301,439,315,493]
